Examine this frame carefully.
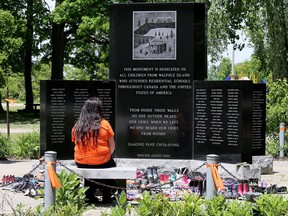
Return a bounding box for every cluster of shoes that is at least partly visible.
[0,173,44,198]
[127,166,205,202]
[222,178,249,199]
[253,181,287,194]
[0,175,16,186]
[222,178,288,199]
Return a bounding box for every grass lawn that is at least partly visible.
[0,103,40,131]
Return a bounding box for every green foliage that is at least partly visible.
[234,56,266,80]
[253,193,288,215]
[106,190,132,216]
[225,199,253,216]
[266,134,288,157]
[216,57,232,80]
[266,135,280,157]
[5,73,25,101]
[37,170,88,216]
[32,63,52,102]
[0,9,23,88]
[64,64,90,81]
[56,170,87,209]
[13,131,40,159]
[206,195,228,215]
[0,133,11,158]
[171,193,206,216]
[106,192,255,216]
[49,0,114,79]
[208,56,265,81]
[266,76,288,134]
[244,0,287,80]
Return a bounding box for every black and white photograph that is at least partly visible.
[133,11,176,60]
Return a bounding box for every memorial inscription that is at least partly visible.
[110,3,207,159]
[40,80,115,159]
[193,81,253,163]
[251,84,266,155]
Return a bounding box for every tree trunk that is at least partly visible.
[0,92,5,112]
[51,0,65,80]
[24,0,34,111]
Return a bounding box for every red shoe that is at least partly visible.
[1,175,8,186]
[8,175,15,184]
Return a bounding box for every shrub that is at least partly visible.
[266,133,288,157]
[0,133,11,159]
[266,76,288,134]
[253,193,288,215]
[35,170,88,216]
[13,131,40,159]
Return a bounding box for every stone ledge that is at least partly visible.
[57,166,137,179]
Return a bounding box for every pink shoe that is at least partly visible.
[238,181,243,196]
[136,171,142,179]
[243,181,249,195]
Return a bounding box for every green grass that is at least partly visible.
[0,103,40,131]
[0,103,40,159]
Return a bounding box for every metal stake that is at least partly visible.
[280,123,286,158]
[44,151,57,209]
[206,154,219,199]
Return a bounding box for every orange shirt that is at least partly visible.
[72,119,114,165]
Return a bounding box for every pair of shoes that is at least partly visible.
[175,167,189,175]
[276,186,287,193]
[23,188,37,197]
[147,167,158,180]
[1,175,15,186]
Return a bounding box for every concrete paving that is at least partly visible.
[0,159,113,215]
[0,158,287,215]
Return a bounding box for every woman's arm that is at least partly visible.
[108,137,116,154]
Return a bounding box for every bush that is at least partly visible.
[266,134,280,157]
[106,192,288,216]
[34,170,88,216]
[266,76,288,134]
[13,131,40,159]
[0,133,11,159]
[253,193,288,215]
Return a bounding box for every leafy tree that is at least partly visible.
[215,57,232,80]
[64,65,89,81]
[207,65,218,81]
[32,63,52,102]
[0,0,50,111]
[49,0,127,81]
[0,9,23,112]
[234,56,265,81]
[266,74,288,134]
[245,0,287,80]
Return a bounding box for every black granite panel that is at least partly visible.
[109,3,207,159]
[193,81,253,163]
[251,84,266,155]
[40,80,115,159]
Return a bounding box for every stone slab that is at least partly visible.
[252,155,273,174]
[235,162,261,180]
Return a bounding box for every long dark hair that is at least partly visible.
[74,97,103,146]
